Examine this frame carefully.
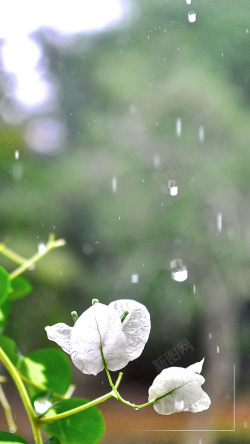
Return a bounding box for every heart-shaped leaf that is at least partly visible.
[42,398,104,444]
[0,335,21,366]
[8,277,32,302]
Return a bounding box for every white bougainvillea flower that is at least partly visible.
[45,299,150,376]
[148,358,211,415]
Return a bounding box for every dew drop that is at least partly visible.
[168,180,178,196]
[131,274,139,283]
[170,259,188,282]
[38,243,46,254]
[188,11,197,23]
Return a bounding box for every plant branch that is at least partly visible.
[0,347,43,444]
[0,383,17,432]
[9,234,66,280]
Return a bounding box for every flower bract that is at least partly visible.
[148,358,211,415]
[45,299,150,375]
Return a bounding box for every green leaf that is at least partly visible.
[42,398,105,444]
[0,300,11,334]
[0,267,10,306]
[0,431,28,443]
[43,437,61,444]
[8,277,33,302]
[18,348,71,399]
[0,335,21,366]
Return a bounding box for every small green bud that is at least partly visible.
[92,299,99,305]
[71,311,78,323]
[120,310,129,323]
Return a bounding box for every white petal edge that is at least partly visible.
[109,299,151,361]
[45,323,73,354]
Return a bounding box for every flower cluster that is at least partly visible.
[45,299,210,415]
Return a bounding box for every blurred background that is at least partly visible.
[0,0,249,442]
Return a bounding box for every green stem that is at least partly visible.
[0,243,26,265]
[9,234,65,280]
[0,383,17,432]
[39,373,123,424]
[0,347,43,444]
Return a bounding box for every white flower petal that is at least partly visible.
[184,390,211,412]
[70,303,128,375]
[45,323,73,354]
[109,299,151,361]
[186,358,204,374]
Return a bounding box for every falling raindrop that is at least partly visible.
[186,0,192,4]
[193,284,196,294]
[216,346,220,353]
[243,422,248,428]
[188,11,197,23]
[198,126,204,142]
[170,259,188,282]
[153,153,161,168]
[38,243,46,254]
[209,333,212,339]
[15,150,19,159]
[217,212,222,232]
[176,117,182,136]
[112,177,117,192]
[118,216,121,220]
[168,180,178,196]
[131,274,139,283]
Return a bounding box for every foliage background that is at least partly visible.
[0,0,249,442]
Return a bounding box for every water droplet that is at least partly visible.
[188,11,197,23]
[199,125,204,142]
[112,177,117,193]
[118,216,121,221]
[170,259,188,282]
[82,243,93,255]
[156,121,159,126]
[168,180,178,196]
[153,153,161,168]
[216,346,220,353]
[217,212,222,232]
[38,243,46,254]
[186,0,192,4]
[34,396,51,414]
[174,399,185,411]
[193,284,196,294]
[176,117,182,136]
[15,150,19,159]
[209,333,212,339]
[131,274,139,283]
[246,29,249,34]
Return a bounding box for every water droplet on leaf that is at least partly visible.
[170,259,188,282]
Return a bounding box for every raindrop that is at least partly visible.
[15,150,19,159]
[168,180,178,196]
[209,333,212,339]
[153,153,161,168]
[174,399,184,411]
[188,11,197,23]
[134,407,139,411]
[170,259,188,282]
[131,274,139,283]
[156,121,159,126]
[176,117,182,136]
[112,177,117,193]
[243,422,248,428]
[193,284,196,294]
[186,0,192,4]
[34,396,51,414]
[38,243,46,254]
[217,212,222,232]
[118,216,121,221]
[246,29,249,34]
[199,126,204,142]
[82,243,93,255]
[216,346,220,353]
